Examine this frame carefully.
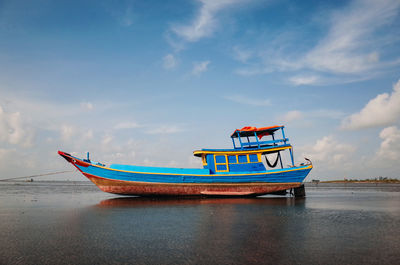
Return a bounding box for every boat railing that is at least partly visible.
[234,138,289,149]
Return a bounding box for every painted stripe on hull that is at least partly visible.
[84,173,302,196]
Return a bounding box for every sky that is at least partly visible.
[0,0,400,181]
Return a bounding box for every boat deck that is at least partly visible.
[109,164,210,175]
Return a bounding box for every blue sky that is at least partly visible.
[0,0,400,181]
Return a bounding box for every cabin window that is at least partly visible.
[214,155,228,172]
[249,154,259,162]
[238,155,248,163]
[215,155,226,163]
[228,155,237,163]
[216,164,227,171]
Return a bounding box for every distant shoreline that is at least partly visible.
[311,179,400,184]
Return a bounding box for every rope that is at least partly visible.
[0,170,75,182]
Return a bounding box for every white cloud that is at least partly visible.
[280,110,303,123]
[192,60,210,75]
[60,125,76,142]
[309,109,345,120]
[114,121,142,129]
[341,79,400,130]
[142,158,156,166]
[300,135,356,166]
[277,109,344,127]
[276,110,313,129]
[233,46,254,63]
[376,126,400,161]
[223,94,270,106]
[60,125,94,147]
[0,148,16,162]
[171,0,244,42]
[289,75,319,86]
[0,148,17,171]
[146,125,183,135]
[0,96,116,133]
[0,104,33,147]
[164,33,186,52]
[0,96,199,179]
[302,0,400,74]
[163,54,177,69]
[102,134,113,145]
[234,0,400,84]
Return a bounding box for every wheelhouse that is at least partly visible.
[193,125,295,174]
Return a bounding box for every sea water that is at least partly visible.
[0,181,399,265]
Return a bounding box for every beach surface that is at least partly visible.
[0,181,399,265]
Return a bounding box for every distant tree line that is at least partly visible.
[341,177,399,183]
[313,177,400,183]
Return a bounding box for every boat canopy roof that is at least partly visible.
[231,125,283,139]
[194,125,290,157]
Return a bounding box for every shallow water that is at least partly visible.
[0,182,399,265]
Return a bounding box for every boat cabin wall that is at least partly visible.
[204,154,266,174]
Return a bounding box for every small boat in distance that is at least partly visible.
[58,125,312,197]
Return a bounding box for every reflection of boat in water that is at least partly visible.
[98,196,304,208]
[59,125,312,197]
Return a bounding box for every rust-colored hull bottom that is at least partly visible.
[84,173,301,197]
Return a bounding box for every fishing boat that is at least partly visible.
[58,125,312,197]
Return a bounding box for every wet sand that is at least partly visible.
[0,182,399,264]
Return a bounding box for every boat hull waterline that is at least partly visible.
[59,151,312,196]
